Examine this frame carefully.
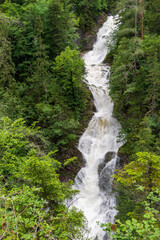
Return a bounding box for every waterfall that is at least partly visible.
[73,15,123,240]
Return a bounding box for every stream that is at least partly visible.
[73,15,123,240]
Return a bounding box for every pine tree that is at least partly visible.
[46,0,78,59]
[55,46,85,117]
[30,16,50,102]
[143,35,160,116]
[145,0,160,35]
[0,15,15,89]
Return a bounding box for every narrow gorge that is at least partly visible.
[73,15,124,240]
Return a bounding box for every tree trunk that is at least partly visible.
[134,0,138,82]
[141,0,144,39]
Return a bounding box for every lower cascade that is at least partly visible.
[73,15,123,239]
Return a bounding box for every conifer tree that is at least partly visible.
[46,0,78,59]
[0,16,15,89]
[145,0,160,34]
[143,35,160,116]
[55,46,85,117]
[30,16,50,102]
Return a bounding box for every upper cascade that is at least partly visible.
[84,15,119,65]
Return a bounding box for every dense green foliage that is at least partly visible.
[103,0,160,237]
[0,0,115,238]
[0,117,87,239]
[1,0,160,238]
[102,188,160,239]
[0,0,88,151]
[0,0,116,148]
[69,0,109,30]
[0,0,116,238]
[109,0,160,155]
[0,0,114,151]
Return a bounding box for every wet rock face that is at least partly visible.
[98,153,123,194]
[103,232,110,240]
[99,164,115,192]
[115,156,121,170]
[77,29,97,51]
[118,152,129,166]
[77,14,107,51]
[98,152,117,193]
[98,151,116,176]
[105,151,116,163]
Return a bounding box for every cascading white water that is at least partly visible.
[73,15,123,240]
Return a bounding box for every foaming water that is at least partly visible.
[73,15,123,239]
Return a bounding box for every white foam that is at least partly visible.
[73,15,123,240]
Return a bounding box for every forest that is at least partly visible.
[0,0,160,239]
